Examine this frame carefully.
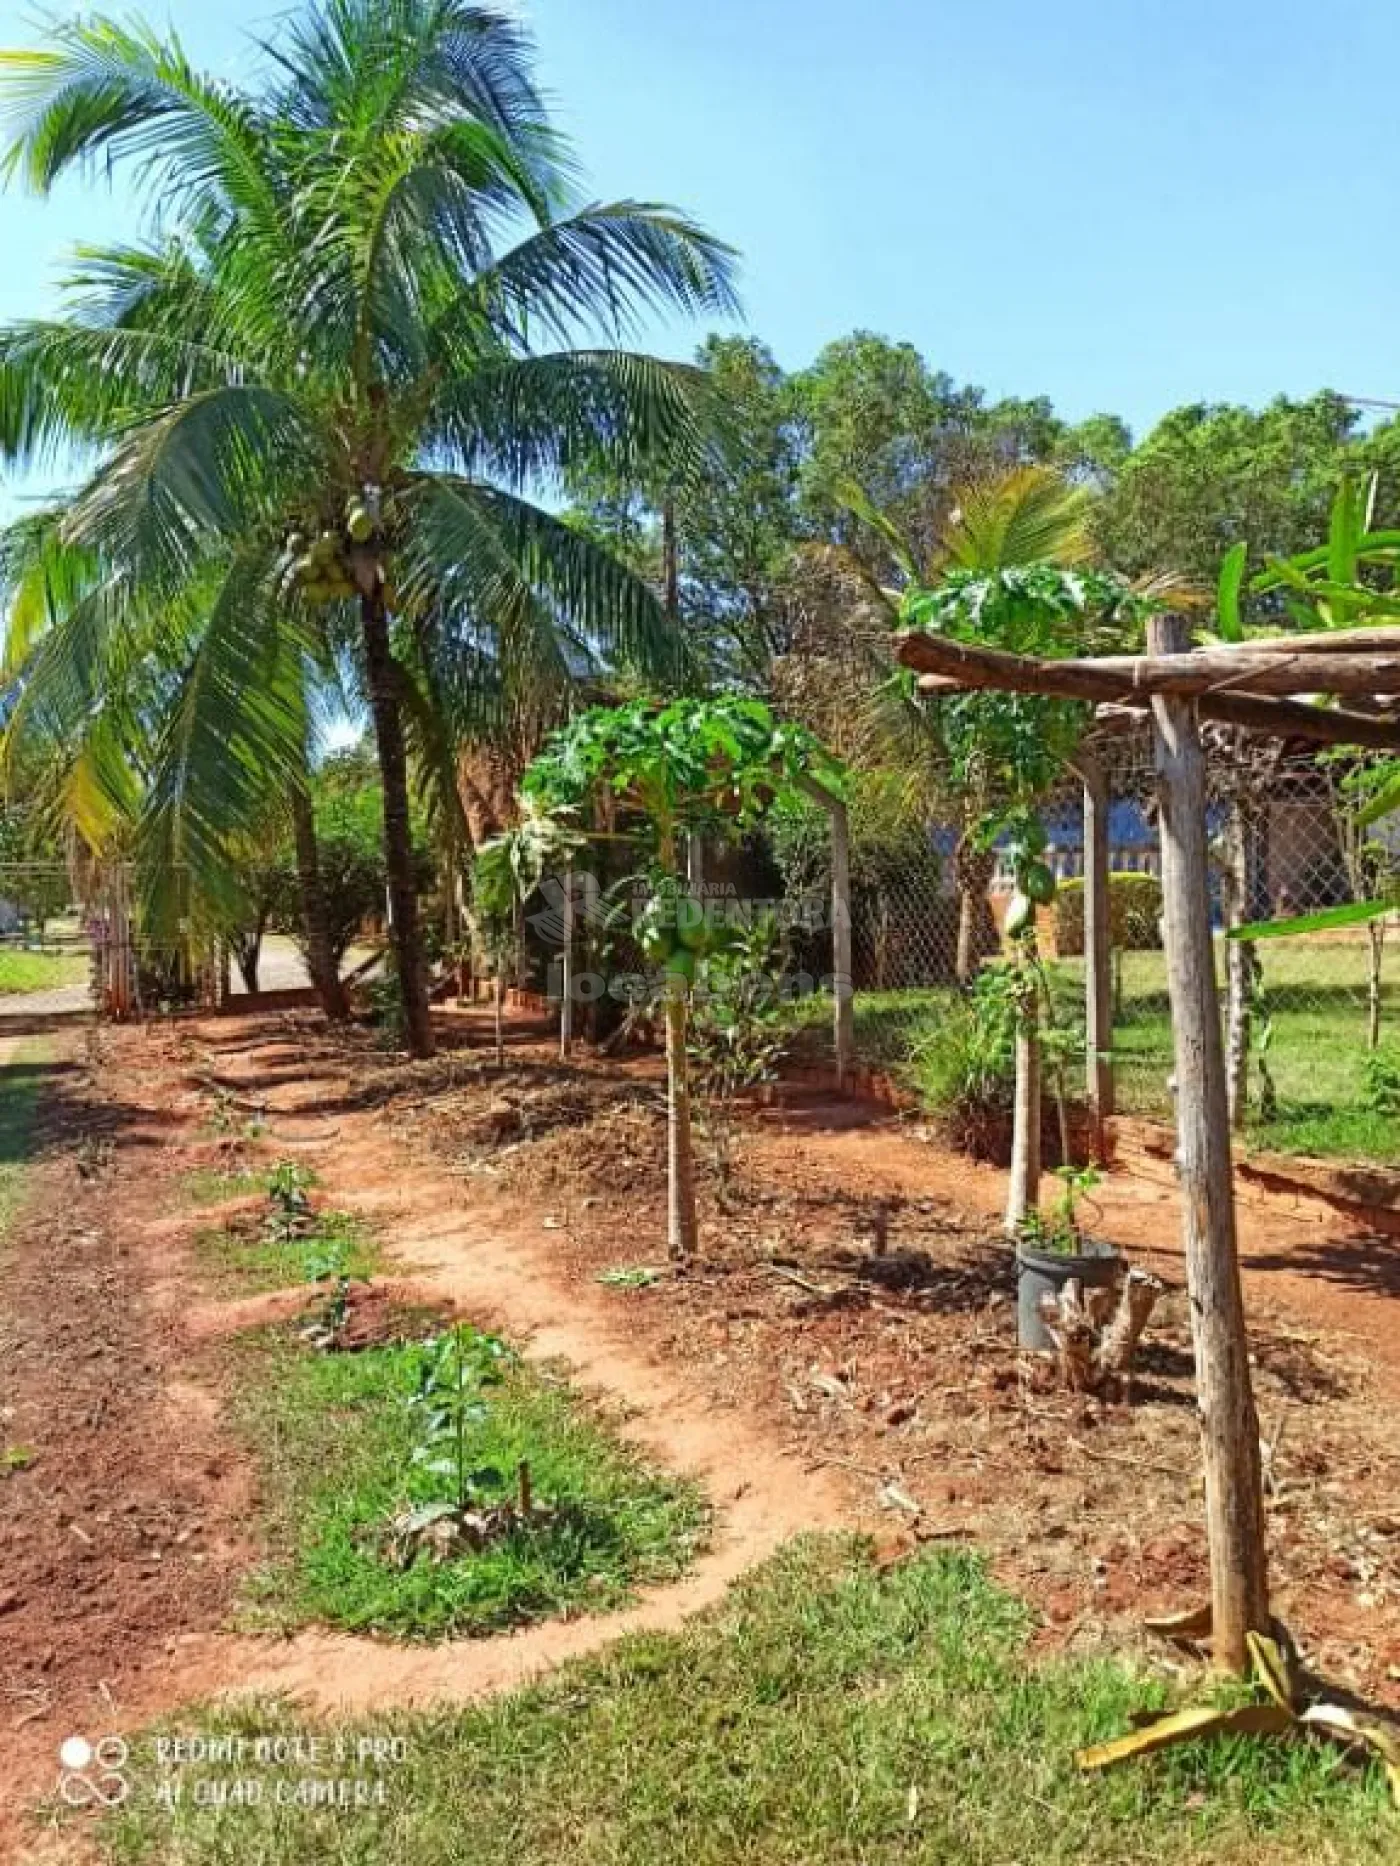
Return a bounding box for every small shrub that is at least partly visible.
[908,965,1017,1152]
[689,917,789,1187]
[1054,872,1163,957]
[1363,1046,1400,1115]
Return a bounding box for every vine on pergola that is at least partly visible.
[522,695,844,1262]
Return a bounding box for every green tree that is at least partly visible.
[523,697,840,1262]
[1095,393,1361,602]
[0,0,737,1057]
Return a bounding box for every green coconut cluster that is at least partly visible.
[277,486,384,605]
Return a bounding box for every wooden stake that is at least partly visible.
[829,795,855,1087]
[1148,613,1270,1671]
[1079,752,1115,1152]
[1004,974,1041,1235]
[560,863,574,1060]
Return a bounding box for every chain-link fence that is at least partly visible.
[778,735,1400,1169]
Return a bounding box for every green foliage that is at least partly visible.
[908,964,1018,1146]
[1054,873,1164,957]
[1018,1166,1103,1255]
[1095,392,1370,607]
[1362,1048,1400,1116]
[107,1539,1395,1864]
[524,695,843,836]
[900,567,1149,830]
[409,1326,516,1517]
[230,1327,708,1639]
[688,916,790,1183]
[195,1203,378,1297]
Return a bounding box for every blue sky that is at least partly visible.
[2,0,1398,492]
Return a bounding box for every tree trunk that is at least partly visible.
[494,969,505,1069]
[664,981,699,1262]
[1222,800,1253,1131]
[290,783,348,1023]
[1367,921,1385,1051]
[1149,614,1270,1674]
[955,839,996,985]
[1005,980,1041,1235]
[233,939,261,995]
[360,585,434,1058]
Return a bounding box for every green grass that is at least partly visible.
[0,947,86,995]
[232,1328,709,1640]
[100,1539,1391,1865]
[194,1204,378,1293]
[789,937,1400,1164]
[1060,940,1400,1163]
[0,1040,47,1471]
[0,1039,47,1235]
[180,1161,307,1209]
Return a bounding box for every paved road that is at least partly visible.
[0,934,379,1021]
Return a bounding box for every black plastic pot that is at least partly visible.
[1016,1236,1121,1351]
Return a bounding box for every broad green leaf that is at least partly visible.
[1228,899,1394,941]
[1356,766,1400,827]
[1215,540,1247,642]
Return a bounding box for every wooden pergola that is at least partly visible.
[896,613,1400,1672]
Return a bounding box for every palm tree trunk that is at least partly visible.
[290,783,348,1022]
[360,584,434,1058]
[954,837,996,984]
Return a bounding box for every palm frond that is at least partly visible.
[62,387,316,589]
[139,554,315,928]
[427,349,710,490]
[941,465,1096,573]
[0,13,287,247]
[463,201,740,347]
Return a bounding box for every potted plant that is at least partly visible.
[1015,1165,1121,1350]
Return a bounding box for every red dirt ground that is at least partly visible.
[2,1004,1399,1855]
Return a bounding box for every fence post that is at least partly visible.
[829,795,855,1087]
[1079,751,1115,1154]
[1148,613,1270,1671]
[560,863,574,1059]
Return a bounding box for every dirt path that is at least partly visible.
[0,1030,254,1853]
[4,1007,1398,1849]
[1,1019,865,1845]
[182,1024,861,1709]
[748,1093,1400,1397]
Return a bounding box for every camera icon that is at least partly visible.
[58,1735,130,1808]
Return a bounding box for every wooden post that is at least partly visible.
[560,864,575,1059]
[829,796,855,1087]
[1080,752,1115,1155]
[1148,613,1269,1671]
[1004,981,1041,1235]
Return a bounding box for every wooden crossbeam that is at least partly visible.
[896,631,1400,750]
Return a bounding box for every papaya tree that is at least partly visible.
[898,566,1154,1231]
[523,697,842,1261]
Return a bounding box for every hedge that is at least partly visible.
[1054,872,1163,957]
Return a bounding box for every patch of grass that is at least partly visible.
[102,1540,1391,1865]
[231,1329,708,1640]
[179,1160,313,1209]
[793,937,1400,1165]
[1062,942,1400,1164]
[193,1204,377,1294]
[0,1039,47,1233]
[0,947,86,996]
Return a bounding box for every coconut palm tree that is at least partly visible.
[0,0,738,1055]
